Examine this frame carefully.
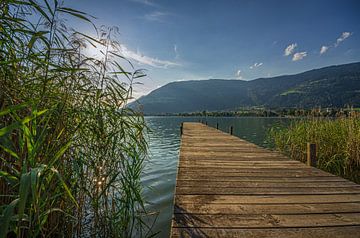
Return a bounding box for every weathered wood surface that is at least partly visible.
[171,123,360,238]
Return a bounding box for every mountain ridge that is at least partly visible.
[134,62,360,114]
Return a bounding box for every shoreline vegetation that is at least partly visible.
[1,1,152,237]
[268,115,360,184]
[144,107,360,117]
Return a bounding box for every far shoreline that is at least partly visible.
[142,107,359,118]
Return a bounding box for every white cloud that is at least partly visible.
[119,44,180,68]
[250,62,263,69]
[292,51,307,61]
[144,11,168,22]
[284,43,297,56]
[80,35,179,69]
[319,31,352,55]
[335,32,352,47]
[236,69,243,79]
[320,45,329,54]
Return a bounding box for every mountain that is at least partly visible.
[134,62,360,114]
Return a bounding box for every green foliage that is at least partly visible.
[269,116,360,183]
[0,0,151,237]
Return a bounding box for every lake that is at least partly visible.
[141,116,292,237]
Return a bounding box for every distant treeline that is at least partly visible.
[147,107,360,118]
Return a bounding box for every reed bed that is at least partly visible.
[0,0,153,237]
[269,114,360,183]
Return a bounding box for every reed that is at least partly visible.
[269,114,360,183]
[0,0,152,237]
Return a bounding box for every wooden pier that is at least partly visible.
[171,122,360,237]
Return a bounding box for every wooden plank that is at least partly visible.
[178,165,318,169]
[171,123,360,237]
[178,171,332,176]
[175,186,360,195]
[177,173,335,178]
[181,144,260,148]
[176,177,347,182]
[181,148,276,153]
[180,157,291,161]
[176,180,357,188]
[181,152,287,157]
[171,226,360,238]
[172,213,360,228]
[175,194,360,204]
[174,202,360,215]
[179,162,309,166]
[179,160,302,164]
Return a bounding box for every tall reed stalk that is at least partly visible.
[0,0,152,237]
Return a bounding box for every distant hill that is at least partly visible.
[133,62,360,114]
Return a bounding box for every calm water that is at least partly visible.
[141,116,291,237]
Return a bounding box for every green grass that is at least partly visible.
[0,0,153,237]
[269,115,360,183]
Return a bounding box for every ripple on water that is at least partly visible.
[141,117,183,237]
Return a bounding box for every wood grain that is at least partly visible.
[170,122,360,237]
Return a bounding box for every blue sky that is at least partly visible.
[68,0,360,97]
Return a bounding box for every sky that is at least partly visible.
[67,0,360,98]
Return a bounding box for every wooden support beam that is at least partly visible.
[307,143,317,167]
